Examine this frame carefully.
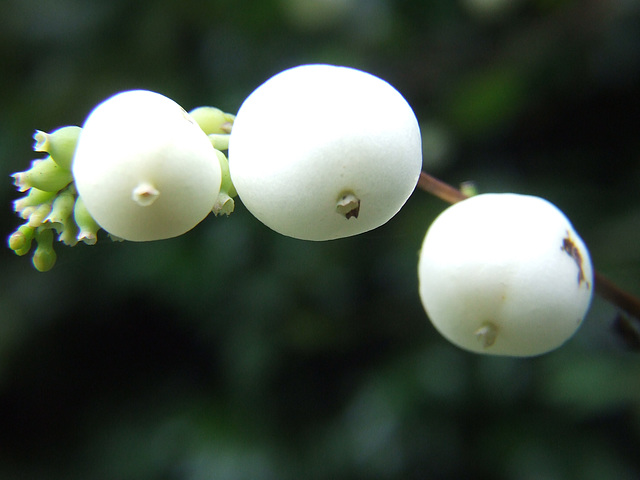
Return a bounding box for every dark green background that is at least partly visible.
[1,0,640,478]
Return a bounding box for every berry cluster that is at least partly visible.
[7,64,594,356]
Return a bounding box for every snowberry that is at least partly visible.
[418,193,593,357]
[72,90,222,241]
[228,64,422,241]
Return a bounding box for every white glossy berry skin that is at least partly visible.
[418,193,593,357]
[228,64,423,241]
[72,90,221,241]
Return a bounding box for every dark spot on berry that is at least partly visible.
[336,193,360,219]
[561,232,589,288]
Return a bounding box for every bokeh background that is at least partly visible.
[2,0,640,478]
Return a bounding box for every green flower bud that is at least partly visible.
[11,156,73,193]
[57,216,79,246]
[13,188,57,218]
[33,126,82,170]
[32,227,57,272]
[8,224,36,255]
[44,185,77,225]
[189,106,235,135]
[459,181,478,197]
[27,202,53,228]
[73,195,101,245]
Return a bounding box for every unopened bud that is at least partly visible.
[57,216,80,246]
[8,224,36,255]
[33,126,82,170]
[27,202,53,227]
[32,227,57,272]
[73,195,101,245]
[13,188,57,218]
[45,185,77,225]
[189,106,235,135]
[12,157,73,193]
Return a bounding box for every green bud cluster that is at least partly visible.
[188,106,238,216]
[8,126,103,271]
[9,104,238,272]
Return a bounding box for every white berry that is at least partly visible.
[228,64,422,241]
[418,193,593,357]
[72,90,221,241]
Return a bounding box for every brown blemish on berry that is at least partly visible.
[561,231,590,289]
[336,192,360,219]
[475,321,498,348]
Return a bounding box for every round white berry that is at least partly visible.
[418,193,593,357]
[72,90,221,241]
[228,64,422,241]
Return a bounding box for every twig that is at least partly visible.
[594,272,640,321]
[417,171,468,204]
[416,170,640,323]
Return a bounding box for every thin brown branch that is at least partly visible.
[594,272,640,321]
[417,171,469,204]
[416,170,640,324]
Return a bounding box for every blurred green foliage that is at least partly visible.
[1,0,640,479]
